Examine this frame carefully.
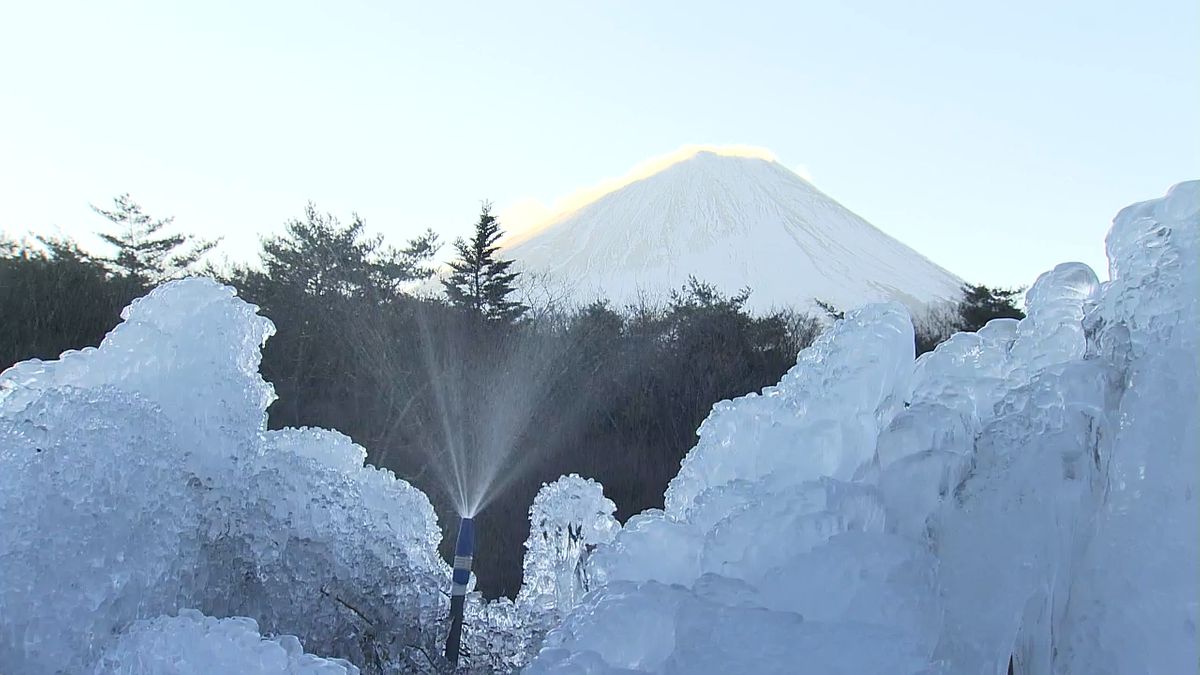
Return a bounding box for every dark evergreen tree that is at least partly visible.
[443,202,526,323]
[241,203,437,302]
[569,301,625,347]
[226,204,439,448]
[92,194,217,285]
[913,285,1026,355]
[0,236,139,369]
[958,283,1025,331]
[814,298,845,321]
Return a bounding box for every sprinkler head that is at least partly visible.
[444,516,475,665]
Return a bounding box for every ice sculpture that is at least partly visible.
[458,474,621,672]
[91,610,361,675]
[526,181,1199,674]
[0,280,449,674]
[518,474,620,617]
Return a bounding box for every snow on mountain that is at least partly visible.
[503,148,964,313]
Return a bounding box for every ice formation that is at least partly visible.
[0,280,449,674]
[91,610,361,675]
[460,475,620,672]
[518,474,621,618]
[527,181,1199,674]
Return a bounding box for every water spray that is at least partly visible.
[444,516,474,666]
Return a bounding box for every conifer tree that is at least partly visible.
[248,203,437,301]
[958,283,1024,331]
[0,235,138,369]
[443,202,526,323]
[92,194,217,285]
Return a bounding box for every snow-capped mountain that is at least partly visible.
[502,148,963,313]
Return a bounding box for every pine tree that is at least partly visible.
[912,284,1026,355]
[92,194,217,285]
[958,283,1024,331]
[0,235,139,369]
[813,298,845,321]
[248,203,437,301]
[443,202,527,323]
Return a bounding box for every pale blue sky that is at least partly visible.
[1,1,1196,288]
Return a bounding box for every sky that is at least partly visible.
[1,0,1197,288]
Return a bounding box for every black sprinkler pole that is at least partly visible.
[444,516,474,666]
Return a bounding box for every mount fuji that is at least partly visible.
[502,148,963,313]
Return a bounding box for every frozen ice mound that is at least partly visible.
[91,609,361,674]
[0,385,207,672]
[526,579,930,675]
[1056,180,1200,674]
[196,425,448,670]
[518,474,620,617]
[0,279,449,674]
[528,181,1199,673]
[663,302,915,520]
[460,474,621,672]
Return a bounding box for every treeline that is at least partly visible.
[0,195,1022,597]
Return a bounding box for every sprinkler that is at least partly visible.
[444,516,474,666]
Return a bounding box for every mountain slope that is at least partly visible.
[503,149,963,313]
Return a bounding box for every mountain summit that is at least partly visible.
[503,148,962,313]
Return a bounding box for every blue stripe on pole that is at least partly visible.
[445,517,475,666]
[455,517,475,557]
